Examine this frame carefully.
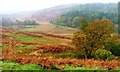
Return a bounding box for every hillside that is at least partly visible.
[30,5,74,22]
[1,3,118,23]
[1,21,120,70]
[51,3,118,27]
[1,4,75,22]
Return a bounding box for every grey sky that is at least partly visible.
[0,0,119,14]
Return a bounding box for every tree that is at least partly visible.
[80,18,88,30]
[72,19,115,59]
[72,17,81,27]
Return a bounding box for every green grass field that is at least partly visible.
[1,60,45,70]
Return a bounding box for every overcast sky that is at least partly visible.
[0,0,119,14]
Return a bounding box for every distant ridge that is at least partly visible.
[1,3,117,23]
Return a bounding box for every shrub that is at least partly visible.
[107,55,116,60]
[105,42,120,56]
[95,49,112,60]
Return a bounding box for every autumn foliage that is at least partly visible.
[72,19,116,59]
[39,45,75,53]
[2,47,120,70]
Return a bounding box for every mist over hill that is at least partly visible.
[1,3,118,24]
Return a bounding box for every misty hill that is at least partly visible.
[1,4,74,22]
[1,3,118,24]
[30,5,75,22]
[30,3,118,23]
[50,3,118,27]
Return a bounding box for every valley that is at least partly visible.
[0,2,120,71]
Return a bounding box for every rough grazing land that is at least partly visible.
[1,25,120,70]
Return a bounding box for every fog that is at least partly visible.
[0,0,119,14]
